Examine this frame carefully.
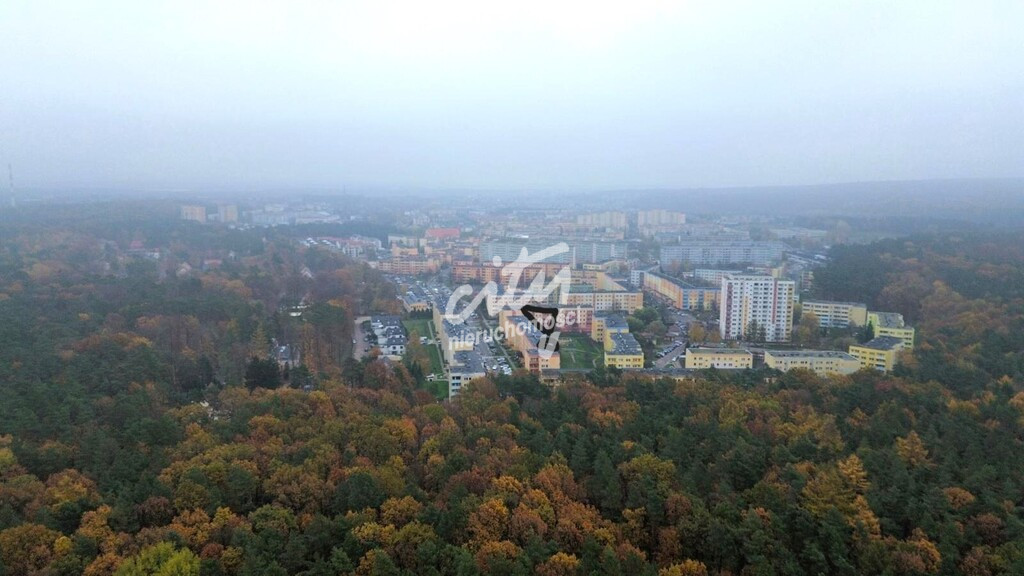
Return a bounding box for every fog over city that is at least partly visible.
[1,0,1021,192]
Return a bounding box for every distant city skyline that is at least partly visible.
[1,1,1022,191]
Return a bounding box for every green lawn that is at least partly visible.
[558,333,603,370]
[403,318,445,389]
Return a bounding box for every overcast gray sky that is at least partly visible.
[1,0,1022,192]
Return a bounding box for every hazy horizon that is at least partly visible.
[2,1,1023,191]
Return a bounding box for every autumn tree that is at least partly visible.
[687,322,706,343]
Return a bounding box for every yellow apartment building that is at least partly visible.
[801,300,867,328]
[764,349,861,376]
[867,311,915,349]
[684,348,753,369]
[591,312,630,342]
[604,332,644,369]
[848,336,905,372]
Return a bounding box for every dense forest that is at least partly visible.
[1,208,1023,575]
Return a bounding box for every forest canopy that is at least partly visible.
[1,210,1023,576]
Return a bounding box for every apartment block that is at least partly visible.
[375,256,440,276]
[180,205,207,223]
[764,349,861,376]
[448,350,487,399]
[660,241,787,267]
[719,275,795,342]
[684,348,753,369]
[867,311,915,349]
[217,204,239,223]
[453,261,568,285]
[480,239,627,266]
[637,209,686,226]
[563,289,643,313]
[604,332,644,369]
[591,311,629,343]
[693,268,743,284]
[498,310,561,374]
[577,211,628,228]
[801,300,868,328]
[425,227,460,241]
[643,271,719,311]
[849,336,905,372]
[524,348,562,372]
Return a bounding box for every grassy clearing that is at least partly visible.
[403,319,446,398]
[558,333,602,370]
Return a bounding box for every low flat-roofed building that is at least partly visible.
[693,268,742,285]
[449,350,487,399]
[557,305,594,334]
[438,319,476,363]
[591,311,629,342]
[425,227,460,241]
[604,332,644,369]
[181,204,207,222]
[764,349,860,376]
[868,311,915,349]
[684,347,753,369]
[376,256,440,276]
[524,347,561,373]
[849,336,905,372]
[643,271,720,311]
[402,286,432,313]
[801,300,867,328]
[564,287,643,313]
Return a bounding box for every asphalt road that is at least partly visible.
[352,315,371,359]
[477,314,518,370]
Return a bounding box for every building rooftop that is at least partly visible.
[871,311,906,328]
[371,314,403,326]
[402,286,431,305]
[855,336,905,351]
[451,350,487,373]
[442,320,477,340]
[666,240,787,247]
[688,347,753,356]
[766,349,857,360]
[608,332,642,355]
[802,299,867,307]
[596,312,629,330]
[508,314,539,332]
[647,270,697,289]
[724,274,792,282]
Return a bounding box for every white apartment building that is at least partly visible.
[719,275,795,342]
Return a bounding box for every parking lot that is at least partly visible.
[352,316,371,359]
[468,314,514,375]
[653,341,687,368]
